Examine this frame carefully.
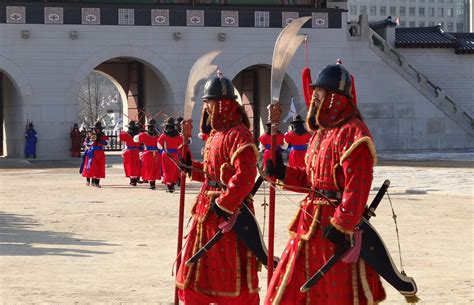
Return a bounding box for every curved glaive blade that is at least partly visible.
[183,50,221,120]
[271,16,311,104]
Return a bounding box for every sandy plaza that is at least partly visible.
[0,155,472,304]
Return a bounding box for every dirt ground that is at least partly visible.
[0,158,472,304]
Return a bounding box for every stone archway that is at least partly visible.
[223,54,302,141]
[69,45,183,128]
[0,55,34,157]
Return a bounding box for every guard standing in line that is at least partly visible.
[134,119,161,190]
[81,121,109,188]
[264,63,386,305]
[70,123,83,158]
[283,115,311,168]
[158,117,183,193]
[119,121,141,186]
[176,73,261,305]
[24,122,37,158]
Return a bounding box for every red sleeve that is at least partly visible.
[190,160,205,182]
[332,144,373,232]
[258,135,265,145]
[277,133,284,145]
[282,165,310,193]
[284,132,291,143]
[216,146,257,214]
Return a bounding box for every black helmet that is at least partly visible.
[311,64,353,98]
[94,121,103,129]
[201,76,237,101]
[291,114,304,123]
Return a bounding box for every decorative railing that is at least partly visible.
[368,28,474,135]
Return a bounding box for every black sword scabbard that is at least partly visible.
[300,246,347,292]
[300,180,390,292]
[184,176,264,266]
[185,231,223,266]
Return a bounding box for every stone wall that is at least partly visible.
[1,14,472,158]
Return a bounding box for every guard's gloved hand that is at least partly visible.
[210,200,231,220]
[324,223,351,249]
[179,151,192,175]
[265,152,286,180]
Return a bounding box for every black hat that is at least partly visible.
[201,75,237,101]
[165,117,176,127]
[291,115,304,123]
[127,120,139,129]
[147,119,157,127]
[311,63,353,98]
[94,121,103,129]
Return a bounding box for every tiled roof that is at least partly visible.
[451,33,474,54]
[395,26,474,54]
[369,17,398,30]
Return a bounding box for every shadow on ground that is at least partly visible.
[0,212,118,257]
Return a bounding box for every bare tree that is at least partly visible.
[77,71,122,129]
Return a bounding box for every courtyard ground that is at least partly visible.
[0,156,472,304]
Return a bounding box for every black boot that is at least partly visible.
[149,181,156,190]
[166,183,175,193]
[129,178,133,185]
[86,178,91,186]
[95,179,101,188]
[131,178,137,187]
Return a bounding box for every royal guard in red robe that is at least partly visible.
[283,115,311,168]
[119,121,141,186]
[70,123,83,158]
[176,74,260,305]
[81,121,109,188]
[264,63,386,305]
[134,119,161,190]
[259,122,285,169]
[158,117,183,193]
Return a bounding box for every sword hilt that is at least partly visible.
[364,179,390,221]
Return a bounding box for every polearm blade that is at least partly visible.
[183,50,221,120]
[267,16,311,286]
[270,16,311,105]
[176,50,221,305]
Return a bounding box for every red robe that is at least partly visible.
[176,123,260,305]
[119,131,141,178]
[135,132,161,181]
[283,131,311,168]
[258,133,284,169]
[264,93,385,305]
[81,134,109,179]
[158,133,183,185]
[70,129,83,158]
